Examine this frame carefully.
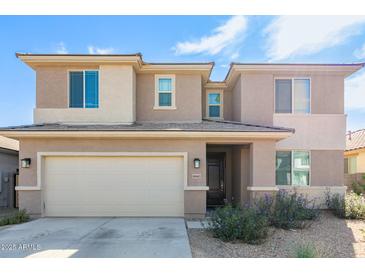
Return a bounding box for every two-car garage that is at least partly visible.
[42,153,186,217]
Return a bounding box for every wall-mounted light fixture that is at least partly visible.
[193,158,200,169]
[21,158,31,168]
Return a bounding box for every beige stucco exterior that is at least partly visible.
[136,74,202,122]
[16,137,291,216]
[34,65,136,124]
[274,114,346,150]
[311,150,344,186]
[18,138,207,216]
[345,148,365,174]
[7,54,363,217]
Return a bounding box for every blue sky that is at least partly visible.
[0,15,365,130]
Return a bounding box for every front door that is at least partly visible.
[207,153,225,207]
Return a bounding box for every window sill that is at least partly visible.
[274,113,311,115]
[153,106,177,110]
[277,185,310,188]
[204,116,223,120]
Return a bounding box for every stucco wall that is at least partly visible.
[274,114,346,150]
[231,72,345,128]
[136,74,202,122]
[34,65,136,124]
[231,75,242,122]
[310,150,344,187]
[231,146,250,206]
[249,140,276,187]
[18,138,207,215]
[241,73,274,126]
[310,74,344,114]
[36,67,68,108]
[356,151,365,173]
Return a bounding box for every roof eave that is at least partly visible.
[228,63,364,78]
[0,130,293,140]
[16,53,214,79]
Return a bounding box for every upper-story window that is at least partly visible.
[207,90,223,119]
[275,78,310,114]
[69,70,99,108]
[154,75,176,109]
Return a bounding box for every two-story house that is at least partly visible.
[0,53,362,217]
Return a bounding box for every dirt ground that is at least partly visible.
[188,211,365,258]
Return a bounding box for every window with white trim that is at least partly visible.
[154,75,175,109]
[69,70,99,108]
[207,91,223,119]
[275,78,310,114]
[276,150,310,186]
[345,156,357,174]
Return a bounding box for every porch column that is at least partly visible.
[248,140,277,199]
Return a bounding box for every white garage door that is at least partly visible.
[43,155,185,217]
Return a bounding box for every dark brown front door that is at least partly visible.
[207,153,225,207]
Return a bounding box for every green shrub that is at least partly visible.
[352,181,365,195]
[326,192,365,219]
[208,205,268,244]
[254,190,319,229]
[294,243,319,258]
[0,209,29,226]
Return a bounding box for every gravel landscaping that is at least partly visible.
[188,211,365,258]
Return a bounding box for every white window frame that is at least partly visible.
[274,77,311,114]
[154,74,176,110]
[276,150,311,187]
[347,155,358,174]
[67,69,100,109]
[206,90,224,119]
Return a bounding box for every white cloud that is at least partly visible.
[88,46,115,54]
[345,70,365,111]
[264,16,365,61]
[174,16,247,55]
[55,42,68,54]
[354,42,365,59]
[230,52,239,59]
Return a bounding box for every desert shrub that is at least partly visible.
[294,243,319,258]
[352,181,365,195]
[254,190,319,229]
[208,205,268,244]
[0,209,29,226]
[326,192,365,219]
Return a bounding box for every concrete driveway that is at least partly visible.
[0,218,192,258]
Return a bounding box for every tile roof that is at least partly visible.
[0,119,294,133]
[346,129,365,151]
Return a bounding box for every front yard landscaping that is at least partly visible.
[188,191,365,258]
[0,209,29,227]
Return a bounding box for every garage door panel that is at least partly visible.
[45,190,183,205]
[44,155,185,217]
[46,203,185,217]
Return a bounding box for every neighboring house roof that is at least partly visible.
[0,136,19,151]
[346,129,365,151]
[0,120,294,133]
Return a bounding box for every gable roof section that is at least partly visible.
[346,129,365,151]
